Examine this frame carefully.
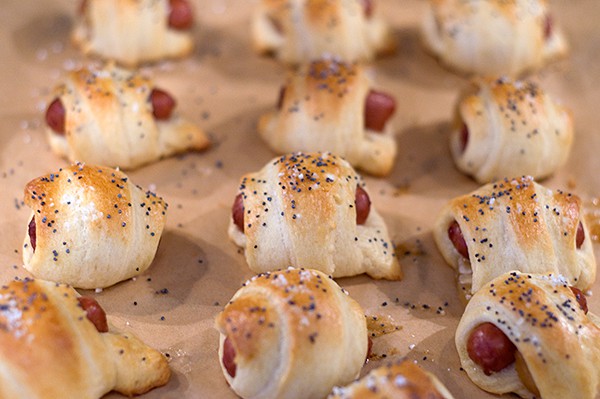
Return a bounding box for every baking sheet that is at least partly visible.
[1,0,600,397]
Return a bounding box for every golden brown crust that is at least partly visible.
[433,176,596,299]
[22,163,168,289]
[228,152,402,280]
[47,63,209,170]
[72,0,194,66]
[0,279,170,398]
[215,268,368,399]
[252,0,395,64]
[328,359,455,399]
[295,59,361,125]
[452,77,573,183]
[456,271,600,399]
[102,332,171,396]
[421,0,568,76]
[259,59,396,176]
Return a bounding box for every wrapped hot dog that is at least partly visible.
[328,359,456,399]
[215,267,369,399]
[259,58,397,177]
[229,152,402,280]
[450,77,573,184]
[252,0,395,64]
[73,0,195,66]
[455,271,600,399]
[433,176,595,302]
[0,279,170,398]
[44,63,209,170]
[421,0,568,76]
[23,163,168,289]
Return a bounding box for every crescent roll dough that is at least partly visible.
[259,59,397,177]
[328,359,456,399]
[72,0,193,66]
[252,0,395,64]
[452,77,573,183]
[22,163,168,289]
[46,63,209,170]
[421,0,568,76]
[433,176,595,301]
[455,271,600,399]
[215,267,368,399]
[228,152,402,280]
[0,279,170,398]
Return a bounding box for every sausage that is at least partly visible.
[360,0,373,18]
[28,217,36,252]
[168,0,194,30]
[576,221,585,249]
[222,336,237,378]
[355,186,371,225]
[543,14,553,40]
[150,88,176,120]
[78,296,109,333]
[569,286,588,314]
[448,220,469,259]
[364,90,396,132]
[466,322,516,375]
[45,98,66,135]
[277,86,286,110]
[459,123,469,153]
[232,193,245,232]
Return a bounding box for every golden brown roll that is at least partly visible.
[0,279,170,398]
[228,152,402,280]
[23,163,168,289]
[328,359,456,399]
[72,0,195,66]
[433,176,595,302]
[421,0,568,76]
[252,0,395,64]
[44,63,209,170]
[259,59,397,177]
[452,77,573,183]
[215,267,368,399]
[456,271,600,399]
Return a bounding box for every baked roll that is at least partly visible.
[0,279,170,398]
[452,77,573,183]
[44,63,209,170]
[421,0,568,76]
[259,59,397,177]
[215,267,368,399]
[328,359,455,399]
[72,0,195,66]
[433,176,595,302]
[228,152,402,280]
[23,163,168,289]
[252,0,395,64]
[455,271,600,399]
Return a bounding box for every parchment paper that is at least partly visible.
[1,1,599,398]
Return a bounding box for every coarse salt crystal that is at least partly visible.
[394,375,407,387]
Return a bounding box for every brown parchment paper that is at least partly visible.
[1,1,600,398]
